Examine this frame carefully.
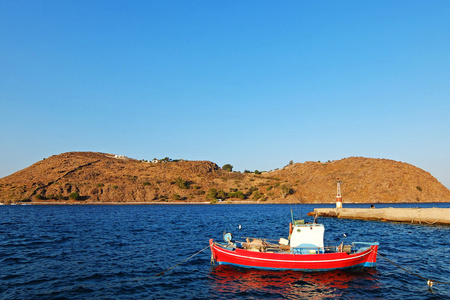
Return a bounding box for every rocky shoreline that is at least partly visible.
[8,200,450,206]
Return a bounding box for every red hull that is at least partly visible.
[210,239,378,271]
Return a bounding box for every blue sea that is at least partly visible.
[1,203,449,299]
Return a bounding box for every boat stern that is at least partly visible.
[209,239,215,257]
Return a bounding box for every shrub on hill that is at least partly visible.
[174,177,189,189]
[69,192,80,200]
[222,164,233,172]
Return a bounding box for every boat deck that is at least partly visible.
[218,239,372,256]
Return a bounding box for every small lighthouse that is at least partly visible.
[336,179,343,209]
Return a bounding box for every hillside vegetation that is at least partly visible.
[1,152,449,204]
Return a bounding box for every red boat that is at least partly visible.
[210,220,379,272]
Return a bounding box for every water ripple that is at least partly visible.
[0,204,449,299]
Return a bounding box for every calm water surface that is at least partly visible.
[0,203,449,299]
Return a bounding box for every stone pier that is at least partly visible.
[308,207,450,225]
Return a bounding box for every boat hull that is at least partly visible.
[210,239,378,272]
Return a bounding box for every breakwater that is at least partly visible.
[308,207,450,225]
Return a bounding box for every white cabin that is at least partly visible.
[290,223,325,254]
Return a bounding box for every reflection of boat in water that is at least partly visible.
[210,265,379,298]
[210,219,378,272]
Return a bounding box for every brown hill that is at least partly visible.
[0,152,449,204]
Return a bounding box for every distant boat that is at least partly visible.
[210,219,379,271]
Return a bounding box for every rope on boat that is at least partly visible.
[154,245,210,277]
[377,252,450,288]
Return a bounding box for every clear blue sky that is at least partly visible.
[1,1,449,188]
